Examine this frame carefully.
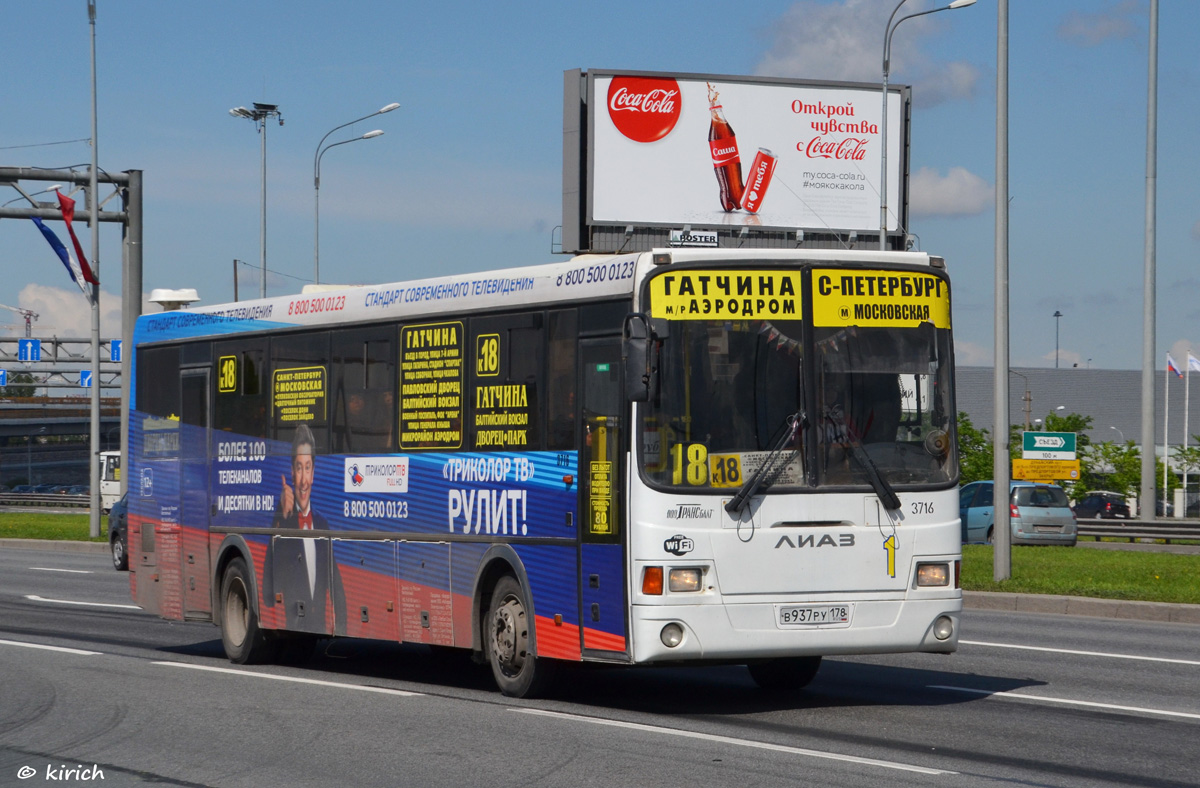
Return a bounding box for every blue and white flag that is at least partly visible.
[30,217,89,295]
[1188,353,1200,373]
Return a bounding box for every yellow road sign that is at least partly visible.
[1011,458,1081,481]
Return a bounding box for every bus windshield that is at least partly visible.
[639,264,956,493]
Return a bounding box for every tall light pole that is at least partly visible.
[314,103,399,285]
[1054,310,1063,368]
[880,0,976,250]
[1111,426,1125,443]
[230,103,284,299]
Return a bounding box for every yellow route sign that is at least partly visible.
[1012,458,1081,481]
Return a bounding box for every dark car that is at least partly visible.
[108,492,128,571]
[1074,491,1131,519]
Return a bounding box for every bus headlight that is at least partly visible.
[915,563,950,587]
[660,623,684,648]
[668,568,703,592]
[933,615,954,641]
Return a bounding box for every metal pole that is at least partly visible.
[259,118,267,299]
[1164,358,1170,516]
[993,0,1011,580]
[233,259,239,302]
[120,170,142,500]
[1141,0,1158,520]
[1054,311,1062,368]
[314,173,321,285]
[88,0,102,539]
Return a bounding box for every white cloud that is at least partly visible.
[910,166,992,217]
[1058,1,1140,47]
[11,283,125,338]
[755,0,981,107]
[953,339,992,366]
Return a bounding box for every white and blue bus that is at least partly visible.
[128,248,961,697]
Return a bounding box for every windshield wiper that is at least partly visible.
[835,422,901,511]
[725,410,805,517]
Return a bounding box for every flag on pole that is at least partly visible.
[30,218,89,295]
[1167,353,1183,377]
[1188,353,1200,373]
[55,192,99,284]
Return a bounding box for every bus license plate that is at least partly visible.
[776,604,852,628]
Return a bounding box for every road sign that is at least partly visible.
[17,338,40,363]
[110,339,122,363]
[80,370,93,388]
[1022,431,1077,460]
[0,370,6,386]
[1012,458,1081,481]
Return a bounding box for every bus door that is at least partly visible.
[578,338,629,657]
[180,369,213,618]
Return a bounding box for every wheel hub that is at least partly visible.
[491,597,526,672]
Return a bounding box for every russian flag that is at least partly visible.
[55,192,99,285]
[1167,353,1183,378]
[30,217,89,295]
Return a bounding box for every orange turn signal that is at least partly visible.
[642,566,664,595]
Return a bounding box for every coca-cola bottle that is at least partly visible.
[707,83,744,212]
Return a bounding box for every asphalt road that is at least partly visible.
[1,547,1198,788]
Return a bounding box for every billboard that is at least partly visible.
[563,69,910,251]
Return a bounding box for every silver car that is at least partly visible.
[959,481,1078,546]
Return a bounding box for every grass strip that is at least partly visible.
[962,545,1200,605]
[0,512,109,542]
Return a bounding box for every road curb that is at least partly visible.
[964,591,1200,625]
[0,539,109,555]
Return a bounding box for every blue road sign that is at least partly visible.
[81,370,93,388]
[18,338,40,363]
[110,339,122,363]
[0,370,6,387]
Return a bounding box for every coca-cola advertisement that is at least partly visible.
[576,69,908,236]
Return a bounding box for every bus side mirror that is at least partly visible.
[622,313,653,402]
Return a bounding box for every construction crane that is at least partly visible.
[0,304,39,337]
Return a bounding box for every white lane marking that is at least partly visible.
[929,685,1200,721]
[514,708,954,775]
[0,638,101,656]
[961,639,1200,667]
[29,567,93,574]
[153,661,424,697]
[25,594,141,610]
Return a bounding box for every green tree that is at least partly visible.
[956,411,993,485]
[0,371,35,398]
[1043,411,1094,446]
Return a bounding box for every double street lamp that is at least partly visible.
[880,0,976,250]
[314,102,399,285]
[229,103,284,299]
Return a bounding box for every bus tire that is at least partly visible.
[219,557,275,665]
[747,655,822,692]
[484,575,555,698]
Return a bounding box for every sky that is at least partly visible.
[1,0,1198,372]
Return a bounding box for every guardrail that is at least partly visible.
[1076,518,1200,543]
[0,493,90,508]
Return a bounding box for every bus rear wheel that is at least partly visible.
[747,655,822,692]
[484,575,555,698]
[220,557,275,665]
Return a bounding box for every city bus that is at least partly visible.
[100,450,121,511]
[127,248,961,697]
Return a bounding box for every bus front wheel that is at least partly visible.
[219,557,275,665]
[747,655,822,692]
[484,575,555,698]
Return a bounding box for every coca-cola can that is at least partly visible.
[742,148,778,214]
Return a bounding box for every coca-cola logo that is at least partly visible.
[607,76,681,143]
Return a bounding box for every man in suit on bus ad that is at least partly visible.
[262,423,346,635]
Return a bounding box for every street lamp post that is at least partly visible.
[1054,310,1063,368]
[1111,426,1125,443]
[1009,369,1031,430]
[314,103,399,285]
[229,103,284,299]
[880,0,976,250]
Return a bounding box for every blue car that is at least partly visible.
[959,481,1078,546]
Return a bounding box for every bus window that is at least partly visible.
[271,332,331,449]
[331,328,395,453]
[469,313,544,451]
[546,309,578,450]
